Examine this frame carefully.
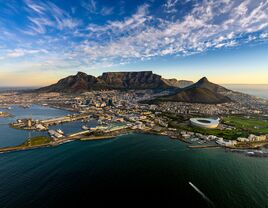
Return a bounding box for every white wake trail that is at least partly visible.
[189,182,215,207]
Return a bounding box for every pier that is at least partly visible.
[188,145,220,149]
[40,114,90,126]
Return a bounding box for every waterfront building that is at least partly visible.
[27,119,32,127]
[216,138,237,147]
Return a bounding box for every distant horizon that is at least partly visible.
[1,71,268,88]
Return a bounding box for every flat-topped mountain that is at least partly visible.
[36,71,192,93]
[153,77,232,104]
[99,71,166,89]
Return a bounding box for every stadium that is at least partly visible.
[190,118,220,129]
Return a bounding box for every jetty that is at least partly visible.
[188,145,220,149]
[40,114,90,126]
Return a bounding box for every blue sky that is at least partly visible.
[0,0,268,86]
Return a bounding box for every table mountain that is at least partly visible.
[36,71,192,93]
[99,71,167,89]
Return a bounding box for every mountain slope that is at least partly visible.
[189,77,229,93]
[36,72,106,93]
[154,77,232,104]
[157,87,232,104]
[162,78,193,88]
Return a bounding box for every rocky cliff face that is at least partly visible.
[36,72,105,93]
[99,71,167,89]
[37,71,189,93]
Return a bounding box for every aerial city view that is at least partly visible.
[0,0,268,207]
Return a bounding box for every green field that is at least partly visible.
[169,121,248,140]
[169,115,268,140]
[223,116,268,135]
[21,136,52,147]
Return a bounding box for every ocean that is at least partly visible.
[223,84,268,99]
[0,133,267,207]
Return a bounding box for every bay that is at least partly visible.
[0,105,267,207]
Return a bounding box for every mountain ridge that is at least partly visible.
[36,71,193,93]
[152,77,233,104]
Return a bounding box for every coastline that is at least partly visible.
[1,126,267,154]
[0,129,178,154]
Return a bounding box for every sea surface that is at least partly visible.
[223,84,268,99]
[0,105,267,207]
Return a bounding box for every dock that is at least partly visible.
[188,145,220,149]
[40,114,90,126]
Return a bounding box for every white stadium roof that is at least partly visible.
[190,118,219,129]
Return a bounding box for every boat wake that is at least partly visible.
[189,182,215,207]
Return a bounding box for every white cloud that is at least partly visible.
[260,32,268,39]
[87,4,150,34]
[77,0,268,63]
[163,0,179,13]
[6,48,47,58]
[7,49,26,57]
[24,0,80,35]
[24,0,46,14]
[2,0,268,71]
[82,0,97,13]
[100,7,114,16]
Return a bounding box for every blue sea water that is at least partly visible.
[0,132,267,207]
[0,105,97,148]
[224,84,268,99]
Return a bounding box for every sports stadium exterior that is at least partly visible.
[190,118,220,129]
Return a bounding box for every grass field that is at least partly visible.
[169,115,268,140]
[223,116,268,135]
[169,121,248,140]
[21,136,52,147]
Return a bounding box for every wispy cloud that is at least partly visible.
[163,0,179,13]
[6,48,48,58]
[78,0,268,63]
[100,7,114,16]
[82,0,97,13]
[82,0,113,16]
[24,0,80,35]
[1,0,268,73]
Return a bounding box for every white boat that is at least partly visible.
[56,129,64,135]
[58,140,73,144]
[246,150,268,157]
[82,125,90,130]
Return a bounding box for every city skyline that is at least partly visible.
[0,0,268,86]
